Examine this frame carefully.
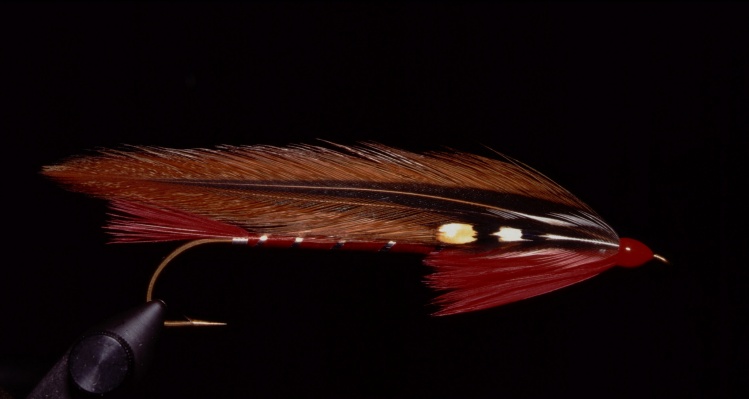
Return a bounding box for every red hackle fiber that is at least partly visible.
[425,247,617,315]
[107,200,249,243]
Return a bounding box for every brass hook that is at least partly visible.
[146,238,234,327]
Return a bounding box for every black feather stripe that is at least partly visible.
[160,179,618,245]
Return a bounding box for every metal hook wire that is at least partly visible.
[146,238,234,327]
[653,253,670,264]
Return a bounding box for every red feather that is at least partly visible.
[425,247,617,315]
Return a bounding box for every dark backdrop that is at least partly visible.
[2,3,746,398]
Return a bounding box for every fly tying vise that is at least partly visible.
[43,143,668,326]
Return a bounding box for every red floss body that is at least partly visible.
[43,143,660,315]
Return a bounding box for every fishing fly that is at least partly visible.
[43,143,667,321]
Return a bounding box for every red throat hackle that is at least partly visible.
[42,143,666,316]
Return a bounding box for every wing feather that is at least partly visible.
[42,143,614,244]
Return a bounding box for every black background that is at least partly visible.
[2,2,746,398]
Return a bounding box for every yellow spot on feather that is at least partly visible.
[437,223,477,244]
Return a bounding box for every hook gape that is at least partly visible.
[146,238,232,327]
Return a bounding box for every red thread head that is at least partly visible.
[616,238,654,268]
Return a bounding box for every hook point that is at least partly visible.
[164,317,228,328]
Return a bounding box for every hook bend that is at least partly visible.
[146,238,234,327]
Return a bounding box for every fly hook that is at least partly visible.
[146,238,234,327]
